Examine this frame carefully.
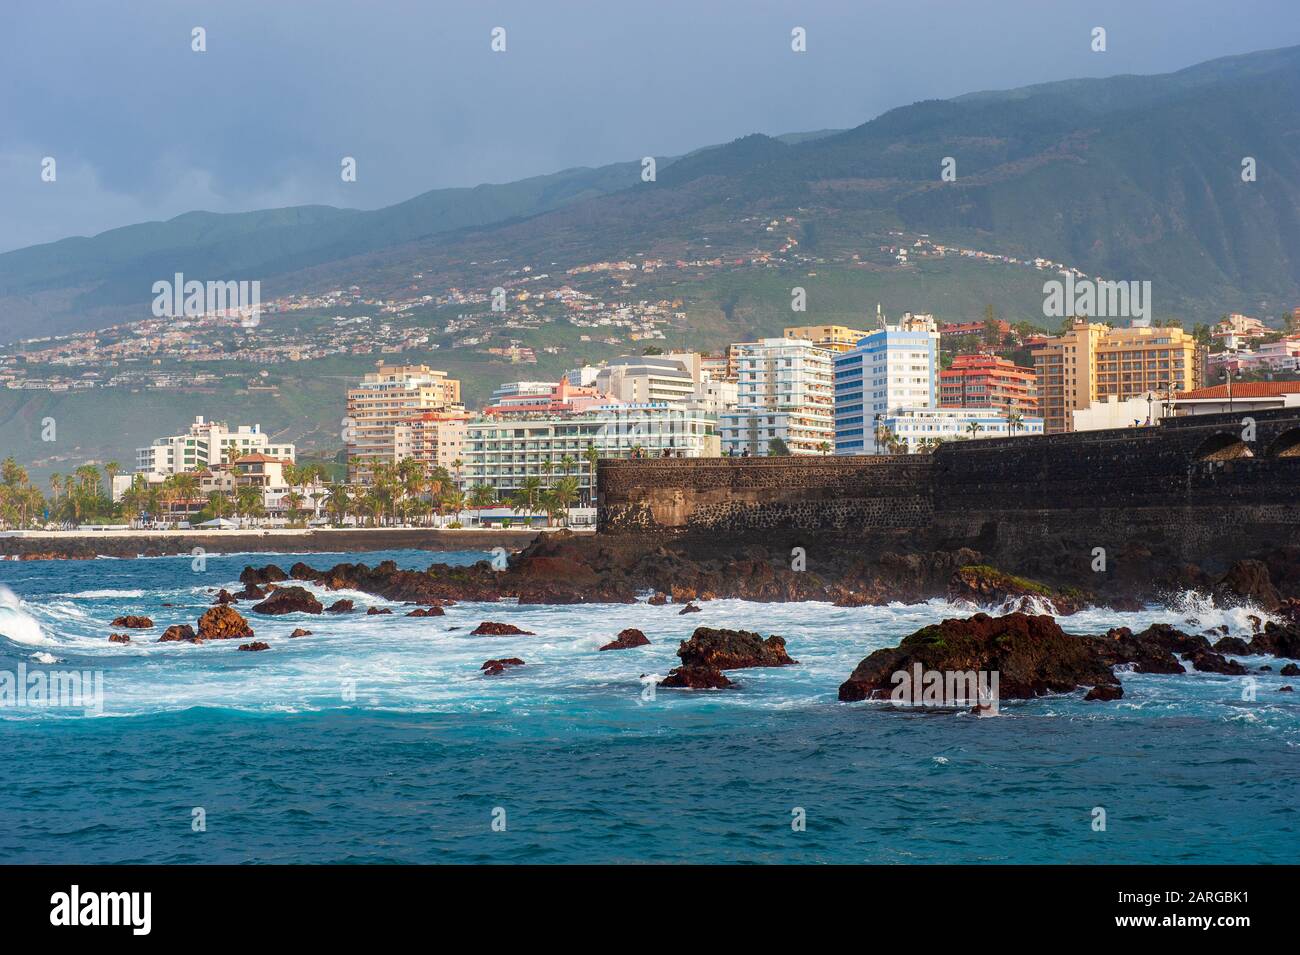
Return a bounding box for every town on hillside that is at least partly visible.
[4,306,1297,532]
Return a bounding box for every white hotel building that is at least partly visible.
[834,313,939,454]
[882,406,1044,451]
[135,416,295,478]
[462,404,718,500]
[720,338,834,455]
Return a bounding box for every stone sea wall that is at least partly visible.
[597,408,1300,565]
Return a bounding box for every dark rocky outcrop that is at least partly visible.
[678,603,701,615]
[948,565,1090,615]
[470,621,535,636]
[1212,559,1281,611]
[233,583,265,600]
[240,565,288,586]
[599,629,650,651]
[158,624,198,643]
[213,589,239,605]
[406,606,445,617]
[197,605,255,641]
[251,586,323,616]
[1090,626,1183,674]
[110,615,153,629]
[107,633,130,644]
[325,599,354,613]
[290,628,312,638]
[676,627,796,670]
[481,657,525,676]
[238,641,271,652]
[1212,635,1251,655]
[1187,650,1248,675]
[366,606,393,615]
[1247,622,1300,659]
[1281,663,1299,676]
[1084,684,1124,701]
[839,613,1117,703]
[658,665,734,689]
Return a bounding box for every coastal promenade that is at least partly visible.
[0,526,562,560]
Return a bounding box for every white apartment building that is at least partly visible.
[834,312,939,454]
[135,416,295,477]
[593,356,697,405]
[462,404,719,500]
[720,338,834,455]
[882,406,1044,452]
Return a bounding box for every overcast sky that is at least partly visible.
[2,0,1298,253]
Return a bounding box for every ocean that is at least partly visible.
[0,549,1295,864]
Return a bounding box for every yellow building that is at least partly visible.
[1032,321,1205,433]
[783,324,871,354]
[346,363,464,481]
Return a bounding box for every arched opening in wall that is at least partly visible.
[1266,428,1300,458]
[1194,432,1255,462]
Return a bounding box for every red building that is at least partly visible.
[939,354,1038,415]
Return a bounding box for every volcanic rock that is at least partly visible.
[948,565,1090,615]
[481,657,525,675]
[406,606,445,617]
[158,624,198,643]
[110,615,153,629]
[238,641,270,652]
[678,603,701,615]
[1084,684,1124,701]
[325,599,354,613]
[1187,650,1248,675]
[366,606,393,615]
[251,586,323,616]
[1212,636,1251,655]
[658,665,734,689]
[1090,627,1183,674]
[648,592,668,605]
[838,612,1118,703]
[1281,663,1299,676]
[107,633,130,644]
[289,628,312,638]
[471,621,535,636]
[240,564,287,586]
[197,605,255,640]
[1247,622,1300,659]
[676,627,796,670]
[599,628,651,651]
[1212,559,1281,611]
[213,589,238,605]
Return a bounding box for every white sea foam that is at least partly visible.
[0,585,49,645]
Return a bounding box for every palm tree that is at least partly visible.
[325,483,351,526]
[284,490,305,526]
[560,454,576,479]
[511,477,544,520]
[966,421,985,439]
[816,441,832,455]
[207,490,232,519]
[441,488,466,524]
[1006,412,1024,437]
[540,459,554,487]
[469,484,496,526]
[545,476,579,527]
[235,485,264,526]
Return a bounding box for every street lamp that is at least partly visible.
[873,412,883,456]
[1221,368,1234,415]
[1145,390,1155,426]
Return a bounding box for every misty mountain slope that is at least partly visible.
[3,45,1300,344]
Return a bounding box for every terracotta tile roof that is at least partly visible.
[1180,381,1300,399]
[233,453,288,464]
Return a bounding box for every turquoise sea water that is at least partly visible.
[0,549,1295,863]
